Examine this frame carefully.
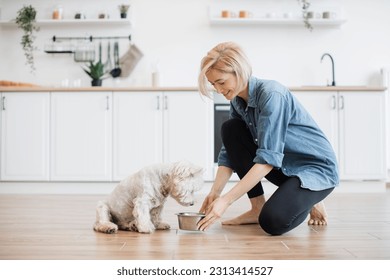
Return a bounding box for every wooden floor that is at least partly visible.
[0,188,390,260]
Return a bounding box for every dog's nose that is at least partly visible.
[189,202,194,206]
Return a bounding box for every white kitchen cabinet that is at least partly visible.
[294,90,387,181]
[163,92,213,180]
[113,91,213,181]
[0,92,50,181]
[50,92,112,181]
[112,91,163,180]
[339,92,386,180]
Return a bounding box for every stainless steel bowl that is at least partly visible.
[175,212,205,231]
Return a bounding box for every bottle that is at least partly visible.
[152,62,161,87]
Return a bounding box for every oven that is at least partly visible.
[213,94,230,163]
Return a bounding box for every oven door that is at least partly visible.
[214,104,230,163]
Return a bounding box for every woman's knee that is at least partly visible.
[258,211,287,236]
[258,207,306,236]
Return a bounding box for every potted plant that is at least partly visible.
[15,5,40,73]
[297,0,313,31]
[82,61,107,86]
[118,4,130,19]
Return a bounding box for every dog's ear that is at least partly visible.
[161,174,171,197]
[190,166,204,175]
[172,161,204,178]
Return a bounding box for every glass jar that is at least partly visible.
[52,5,63,20]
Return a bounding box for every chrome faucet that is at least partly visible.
[321,53,336,86]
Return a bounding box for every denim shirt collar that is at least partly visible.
[232,76,258,112]
[247,76,257,107]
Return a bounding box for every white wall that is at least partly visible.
[0,0,389,88]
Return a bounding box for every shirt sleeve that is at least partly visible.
[253,91,291,168]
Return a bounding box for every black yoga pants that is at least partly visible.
[221,118,334,235]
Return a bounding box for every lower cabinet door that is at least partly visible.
[112,92,163,181]
[50,92,112,181]
[1,92,50,181]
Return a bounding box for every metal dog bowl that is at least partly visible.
[176,212,205,231]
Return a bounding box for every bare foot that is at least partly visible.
[308,201,328,225]
[222,209,260,225]
[222,195,265,225]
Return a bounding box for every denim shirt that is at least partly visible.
[218,77,339,191]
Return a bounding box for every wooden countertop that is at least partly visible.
[289,86,387,91]
[0,86,199,92]
[0,86,387,92]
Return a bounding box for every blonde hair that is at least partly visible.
[198,42,252,98]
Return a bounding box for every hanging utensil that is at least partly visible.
[110,41,121,78]
[74,40,95,62]
[98,41,102,63]
[119,43,143,77]
[104,41,112,71]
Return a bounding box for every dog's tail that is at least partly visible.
[93,200,118,234]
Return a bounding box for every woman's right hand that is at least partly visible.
[199,191,220,214]
[199,165,233,214]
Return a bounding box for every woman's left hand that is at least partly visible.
[197,196,230,231]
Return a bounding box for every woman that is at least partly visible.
[197,42,339,235]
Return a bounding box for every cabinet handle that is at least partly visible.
[331,95,336,110]
[106,96,109,110]
[164,95,168,110]
[2,96,5,110]
[156,96,160,110]
[339,95,344,110]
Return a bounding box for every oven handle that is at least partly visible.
[215,105,230,111]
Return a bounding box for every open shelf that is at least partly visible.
[0,18,131,27]
[209,17,347,27]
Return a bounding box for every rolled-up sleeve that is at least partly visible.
[217,145,233,169]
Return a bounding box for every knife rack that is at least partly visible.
[51,35,132,42]
[44,35,131,54]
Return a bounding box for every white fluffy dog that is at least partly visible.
[93,161,204,234]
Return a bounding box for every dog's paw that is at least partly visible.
[94,222,118,234]
[156,222,171,230]
[136,223,155,234]
[128,221,154,233]
[127,221,139,232]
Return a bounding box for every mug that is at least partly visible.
[322,11,337,19]
[221,10,236,18]
[239,10,253,18]
[74,12,86,19]
[98,13,109,19]
[306,11,321,19]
